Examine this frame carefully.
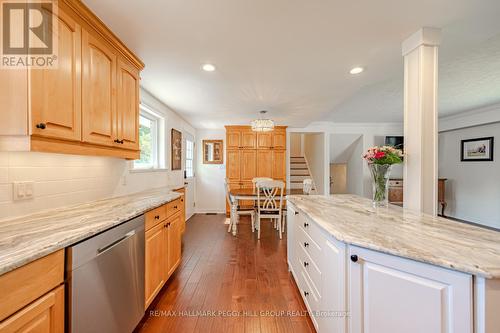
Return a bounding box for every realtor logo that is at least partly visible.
[1,0,58,68]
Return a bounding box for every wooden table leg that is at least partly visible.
[231,200,238,236]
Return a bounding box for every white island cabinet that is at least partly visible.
[287,203,474,333]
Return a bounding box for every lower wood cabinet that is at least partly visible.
[0,250,65,333]
[287,205,473,333]
[174,188,186,233]
[0,285,64,333]
[144,200,184,308]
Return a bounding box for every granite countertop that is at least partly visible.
[287,194,500,279]
[0,186,184,276]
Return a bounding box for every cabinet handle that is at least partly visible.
[303,222,309,228]
[294,211,299,215]
[154,215,160,220]
[174,206,178,209]
[303,291,309,297]
[36,123,46,130]
[114,139,120,143]
[304,262,309,267]
[304,242,309,248]
[350,255,359,263]
[120,140,124,144]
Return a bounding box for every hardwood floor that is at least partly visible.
[136,214,315,333]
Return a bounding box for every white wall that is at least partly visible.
[438,122,500,228]
[0,88,195,221]
[290,133,303,157]
[303,133,326,194]
[347,137,364,196]
[195,129,226,213]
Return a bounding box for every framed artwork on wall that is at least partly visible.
[203,140,223,164]
[461,137,494,162]
[171,129,182,170]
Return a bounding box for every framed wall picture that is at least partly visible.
[203,140,223,164]
[171,129,182,170]
[461,137,494,162]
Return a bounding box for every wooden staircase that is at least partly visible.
[290,156,316,194]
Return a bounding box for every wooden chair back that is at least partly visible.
[256,180,284,215]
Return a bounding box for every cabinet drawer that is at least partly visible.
[0,250,64,321]
[145,205,167,231]
[167,198,181,218]
[299,270,320,331]
[296,241,322,297]
[295,223,322,267]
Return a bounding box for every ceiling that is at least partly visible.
[83,0,500,128]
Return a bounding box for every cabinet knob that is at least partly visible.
[174,206,178,209]
[303,291,309,297]
[155,215,160,220]
[114,139,120,143]
[304,242,309,248]
[304,262,309,267]
[294,211,299,215]
[120,140,124,144]
[350,255,359,263]
[36,123,46,130]
[303,222,309,228]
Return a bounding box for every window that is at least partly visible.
[134,107,161,169]
[185,139,194,178]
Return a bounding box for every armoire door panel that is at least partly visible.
[240,150,257,181]
[240,130,256,148]
[272,130,286,149]
[226,131,240,149]
[226,150,240,181]
[257,132,272,149]
[82,30,117,147]
[117,58,139,150]
[272,150,286,180]
[257,150,273,178]
[31,8,81,142]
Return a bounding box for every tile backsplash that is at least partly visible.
[0,152,179,220]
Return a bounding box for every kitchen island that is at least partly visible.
[286,194,500,333]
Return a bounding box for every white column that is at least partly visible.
[402,28,440,215]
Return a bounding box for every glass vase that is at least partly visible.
[369,164,392,207]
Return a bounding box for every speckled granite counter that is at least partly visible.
[287,194,500,278]
[0,187,183,275]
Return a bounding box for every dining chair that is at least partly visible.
[225,179,255,233]
[252,177,273,193]
[303,178,313,195]
[256,180,285,240]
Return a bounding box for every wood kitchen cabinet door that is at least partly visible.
[116,58,140,150]
[31,8,82,142]
[166,214,182,277]
[240,130,256,148]
[226,150,240,182]
[82,30,117,147]
[272,150,286,180]
[272,129,286,149]
[257,150,273,178]
[226,130,240,149]
[257,132,272,149]
[240,150,257,181]
[145,223,166,308]
[0,285,64,333]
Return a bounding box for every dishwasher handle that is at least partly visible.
[97,230,136,255]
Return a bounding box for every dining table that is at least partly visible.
[228,187,295,236]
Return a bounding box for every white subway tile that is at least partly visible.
[0,168,8,184]
[0,152,8,166]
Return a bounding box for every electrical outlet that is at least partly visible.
[13,181,34,201]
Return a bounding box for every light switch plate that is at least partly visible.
[13,181,34,201]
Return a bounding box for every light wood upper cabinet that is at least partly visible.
[31,8,82,142]
[82,30,117,147]
[226,150,241,181]
[273,129,286,149]
[240,130,256,149]
[226,130,240,149]
[257,132,272,149]
[117,58,140,150]
[145,222,166,308]
[240,150,257,181]
[167,214,182,277]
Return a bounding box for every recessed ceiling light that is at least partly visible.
[202,63,216,72]
[350,67,364,75]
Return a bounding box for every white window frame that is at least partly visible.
[185,139,194,178]
[133,105,164,170]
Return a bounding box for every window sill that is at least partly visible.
[129,168,170,174]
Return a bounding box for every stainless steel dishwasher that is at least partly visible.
[66,215,145,333]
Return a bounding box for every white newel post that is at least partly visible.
[402,28,440,215]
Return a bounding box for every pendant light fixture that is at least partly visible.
[251,110,275,132]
